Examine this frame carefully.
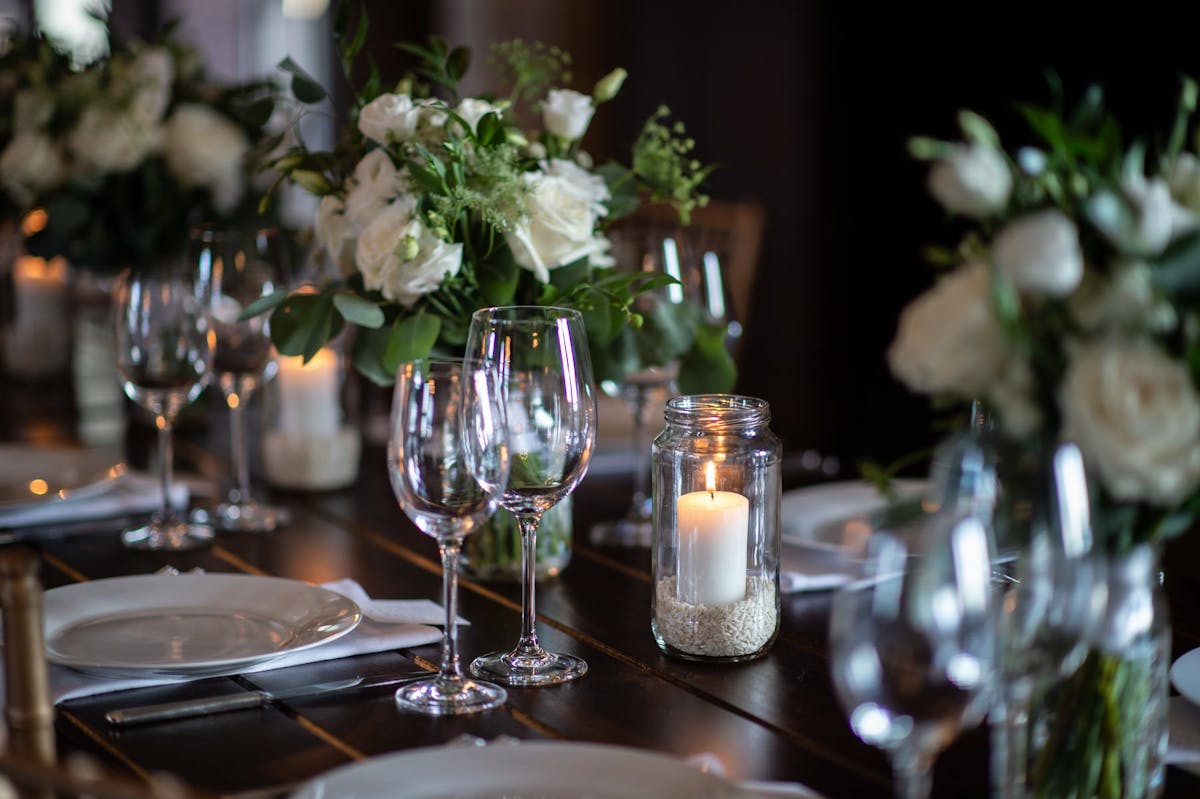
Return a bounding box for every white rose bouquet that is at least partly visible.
[254,26,728,393]
[890,79,1200,553]
[0,29,280,272]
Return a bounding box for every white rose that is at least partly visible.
[1060,340,1200,506]
[505,158,613,283]
[542,89,594,140]
[991,209,1083,297]
[887,261,1011,397]
[314,195,356,277]
[128,47,174,122]
[68,105,163,177]
[13,90,54,132]
[343,149,411,232]
[1067,260,1175,333]
[163,104,250,214]
[355,201,461,307]
[357,94,446,145]
[454,98,502,134]
[927,143,1012,218]
[0,133,65,206]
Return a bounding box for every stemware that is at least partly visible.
[387,358,509,714]
[466,306,597,686]
[195,227,290,532]
[590,226,735,546]
[830,516,995,799]
[113,262,214,550]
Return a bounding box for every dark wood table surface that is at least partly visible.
[5,380,1200,798]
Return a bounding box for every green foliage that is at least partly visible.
[631,107,715,224]
[488,40,572,104]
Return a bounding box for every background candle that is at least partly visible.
[3,256,70,379]
[275,348,341,436]
[676,462,749,605]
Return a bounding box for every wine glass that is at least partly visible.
[466,306,597,686]
[830,515,996,799]
[387,358,509,714]
[590,225,735,546]
[195,227,290,532]
[113,262,215,550]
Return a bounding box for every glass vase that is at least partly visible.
[1000,543,1169,799]
[461,498,572,581]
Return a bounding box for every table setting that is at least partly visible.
[8,9,1200,799]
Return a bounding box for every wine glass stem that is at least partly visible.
[628,385,650,519]
[156,416,175,524]
[515,513,543,657]
[227,382,252,503]
[437,538,464,681]
[893,747,933,799]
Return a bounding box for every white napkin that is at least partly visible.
[322,578,469,626]
[684,751,827,797]
[0,471,187,530]
[25,578,444,704]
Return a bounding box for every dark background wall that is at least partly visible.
[113,0,1200,467]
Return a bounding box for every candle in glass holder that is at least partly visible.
[676,461,748,605]
[3,256,70,379]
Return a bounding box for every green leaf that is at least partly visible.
[235,96,275,130]
[549,256,589,292]
[447,46,471,81]
[383,314,442,373]
[333,291,385,328]
[269,294,324,356]
[351,325,395,386]
[278,56,328,104]
[596,161,639,220]
[239,289,290,321]
[677,321,736,395]
[589,325,641,386]
[1152,229,1200,297]
[477,250,520,305]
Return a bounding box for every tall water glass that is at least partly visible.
[196,227,290,532]
[113,262,214,550]
[466,306,597,686]
[388,358,509,714]
[831,517,996,799]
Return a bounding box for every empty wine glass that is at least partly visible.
[591,225,735,546]
[466,306,597,686]
[388,358,509,714]
[195,227,290,532]
[830,516,996,799]
[113,262,214,550]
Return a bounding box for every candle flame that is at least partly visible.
[705,461,716,498]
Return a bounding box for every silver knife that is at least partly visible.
[105,671,429,727]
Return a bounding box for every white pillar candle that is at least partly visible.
[275,348,341,436]
[3,256,70,379]
[676,461,749,605]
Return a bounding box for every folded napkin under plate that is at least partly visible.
[1,577,445,704]
[0,469,188,530]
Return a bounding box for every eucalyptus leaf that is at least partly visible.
[333,291,385,328]
[596,161,639,220]
[549,257,589,292]
[239,289,290,321]
[269,294,324,356]
[278,56,327,104]
[383,314,442,372]
[677,321,736,395]
[477,250,519,305]
[351,325,394,386]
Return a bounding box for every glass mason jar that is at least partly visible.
[650,394,782,661]
[261,344,361,491]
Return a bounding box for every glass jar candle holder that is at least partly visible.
[651,394,782,661]
[262,345,361,491]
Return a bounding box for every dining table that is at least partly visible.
[5,378,1200,799]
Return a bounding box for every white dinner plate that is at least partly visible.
[0,444,124,510]
[291,742,741,799]
[44,574,361,676]
[780,479,927,558]
[1171,647,1200,708]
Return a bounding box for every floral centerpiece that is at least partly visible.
[253,25,731,395]
[888,80,1200,797]
[0,28,280,273]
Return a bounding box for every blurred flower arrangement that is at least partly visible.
[254,13,731,392]
[0,27,280,273]
[889,78,1200,553]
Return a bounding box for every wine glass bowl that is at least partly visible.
[466,306,597,686]
[831,518,995,799]
[113,262,214,551]
[388,358,509,714]
[195,227,290,532]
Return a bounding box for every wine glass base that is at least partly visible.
[215,500,290,533]
[394,677,507,715]
[470,649,589,686]
[588,516,652,547]
[121,520,214,551]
